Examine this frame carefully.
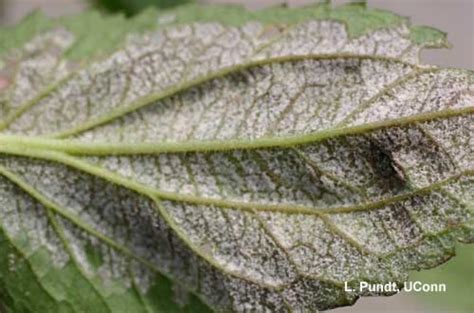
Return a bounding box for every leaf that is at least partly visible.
[0,3,472,312]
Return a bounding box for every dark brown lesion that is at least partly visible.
[362,136,409,194]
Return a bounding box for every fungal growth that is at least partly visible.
[0,3,472,312]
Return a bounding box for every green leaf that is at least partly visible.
[0,3,472,312]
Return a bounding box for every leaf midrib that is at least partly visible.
[0,105,471,156]
[0,116,472,301]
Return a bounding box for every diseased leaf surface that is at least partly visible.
[0,3,472,313]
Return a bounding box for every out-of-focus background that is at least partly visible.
[0,0,472,312]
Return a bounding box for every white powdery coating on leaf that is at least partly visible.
[4,19,430,136]
[345,70,472,127]
[76,58,414,143]
[0,174,69,268]
[165,201,298,287]
[0,29,75,119]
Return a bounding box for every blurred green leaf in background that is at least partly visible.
[90,0,196,16]
[411,243,474,312]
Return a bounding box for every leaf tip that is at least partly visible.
[409,25,451,49]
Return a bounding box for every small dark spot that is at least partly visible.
[343,64,360,75]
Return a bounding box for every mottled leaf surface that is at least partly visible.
[0,3,472,313]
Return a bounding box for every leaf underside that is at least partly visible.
[0,3,472,313]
